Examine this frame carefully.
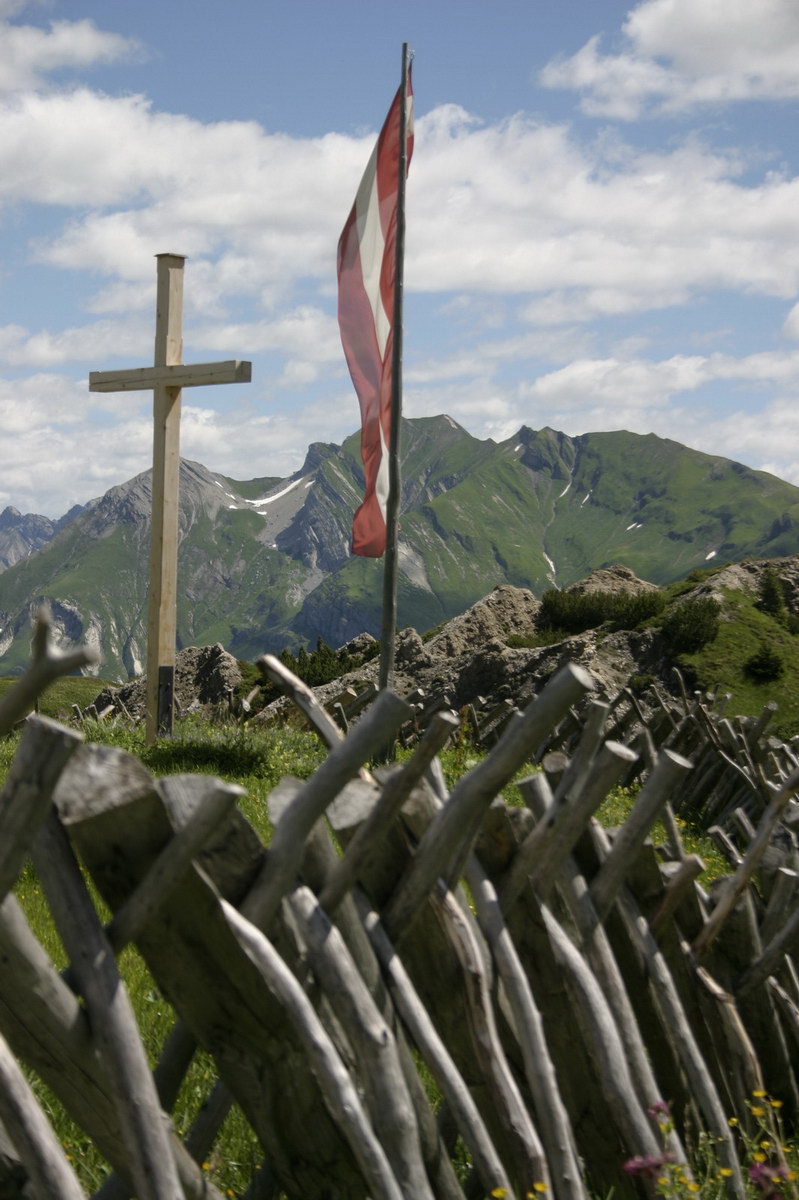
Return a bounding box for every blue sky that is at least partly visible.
[2,0,799,516]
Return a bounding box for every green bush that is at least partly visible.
[538,588,665,636]
[744,643,785,683]
[757,565,789,624]
[259,636,378,706]
[661,596,720,655]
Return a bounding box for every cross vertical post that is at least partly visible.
[89,255,252,742]
[148,253,185,740]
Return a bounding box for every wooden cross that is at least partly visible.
[90,253,252,741]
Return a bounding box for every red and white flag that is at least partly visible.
[337,70,414,557]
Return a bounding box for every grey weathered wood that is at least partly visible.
[540,904,664,1161]
[694,764,799,957]
[0,894,129,1167]
[257,653,345,748]
[0,1029,87,1200]
[222,900,405,1200]
[271,783,465,1200]
[358,898,512,1199]
[708,888,799,1113]
[0,1117,26,1200]
[500,740,638,910]
[651,856,706,935]
[602,882,746,1194]
[0,715,82,903]
[320,711,460,915]
[382,664,595,941]
[106,776,243,952]
[589,749,692,922]
[430,883,550,1196]
[465,860,587,1200]
[0,610,97,737]
[707,825,743,870]
[760,866,799,947]
[57,747,378,1197]
[552,699,609,802]
[244,689,412,930]
[184,1079,235,1166]
[288,886,436,1200]
[0,899,223,1200]
[32,810,185,1200]
[521,778,691,1172]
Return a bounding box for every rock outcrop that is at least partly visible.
[256,579,662,724]
[565,564,660,597]
[92,644,243,720]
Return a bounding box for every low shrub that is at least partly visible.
[744,643,785,683]
[661,596,720,655]
[538,587,665,636]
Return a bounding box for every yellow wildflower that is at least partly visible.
[751,1106,766,1118]
[753,1153,767,1163]
[753,1089,768,1098]
[490,1190,507,1199]
[720,1168,733,1178]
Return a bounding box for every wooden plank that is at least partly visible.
[146,381,181,741]
[32,811,185,1200]
[89,359,252,392]
[0,716,82,904]
[0,1030,87,1200]
[146,254,184,742]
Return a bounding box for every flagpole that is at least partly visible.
[378,42,410,693]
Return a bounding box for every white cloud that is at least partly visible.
[0,317,151,366]
[409,110,799,307]
[0,13,139,93]
[0,85,796,334]
[0,372,151,514]
[540,0,799,118]
[194,307,341,364]
[523,349,799,413]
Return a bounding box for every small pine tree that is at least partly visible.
[661,596,720,655]
[757,566,788,625]
[744,642,785,682]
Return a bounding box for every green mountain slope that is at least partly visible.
[2,416,799,678]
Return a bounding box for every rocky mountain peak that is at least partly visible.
[3,419,799,679]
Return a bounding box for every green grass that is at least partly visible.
[674,588,799,738]
[0,673,117,714]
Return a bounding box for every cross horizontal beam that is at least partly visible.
[89,359,252,393]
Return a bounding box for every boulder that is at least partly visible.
[91,643,243,720]
[565,564,659,596]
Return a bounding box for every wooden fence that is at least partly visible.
[1,615,799,1198]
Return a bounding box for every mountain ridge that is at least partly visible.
[2,416,799,679]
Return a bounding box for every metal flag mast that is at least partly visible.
[378,41,412,693]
